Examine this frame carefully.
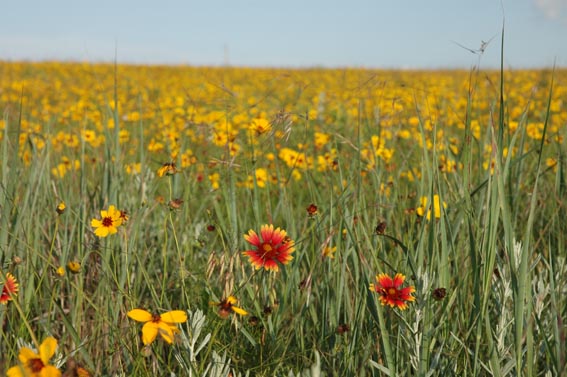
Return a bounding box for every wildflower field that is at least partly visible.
[0,60,566,376]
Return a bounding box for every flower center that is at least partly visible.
[152,314,162,323]
[102,217,114,227]
[387,288,397,296]
[28,358,45,372]
[261,243,273,255]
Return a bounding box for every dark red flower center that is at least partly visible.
[260,243,274,256]
[28,358,45,372]
[102,217,114,227]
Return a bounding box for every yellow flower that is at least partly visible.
[127,309,187,345]
[322,246,336,259]
[250,118,271,135]
[56,202,66,215]
[7,336,61,377]
[56,266,65,277]
[67,261,81,274]
[90,205,123,238]
[157,162,178,177]
[416,195,447,220]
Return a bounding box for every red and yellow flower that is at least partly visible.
[243,224,295,272]
[1,272,18,304]
[210,296,248,318]
[370,273,416,310]
[127,309,187,345]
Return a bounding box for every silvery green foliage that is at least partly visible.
[202,351,232,377]
[172,311,324,377]
[173,309,240,377]
[173,309,214,377]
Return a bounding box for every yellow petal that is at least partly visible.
[94,226,109,237]
[127,309,153,323]
[18,347,38,364]
[157,322,177,344]
[231,306,248,316]
[6,365,26,377]
[91,219,102,227]
[141,322,159,345]
[39,336,58,364]
[160,310,187,324]
[41,365,61,377]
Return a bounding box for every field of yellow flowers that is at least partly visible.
[1,61,566,376]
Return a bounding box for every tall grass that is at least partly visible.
[0,57,565,376]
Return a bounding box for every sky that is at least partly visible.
[1,0,566,69]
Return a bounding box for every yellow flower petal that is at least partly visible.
[160,310,187,324]
[41,365,62,377]
[157,322,176,344]
[127,309,153,323]
[94,226,110,237]
[18,347,37,364]
[39,336,58,363]
[141,322,159,346]
[6,365,25,377]
[231,306,248,316]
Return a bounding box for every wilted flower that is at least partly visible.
[336,323,350,335]
[432,287,447,301]
[7,336,61,377]
[168,198,184,210]
[370,273,416,310]
[306,203,318,217]
[243,224,295,272]
[127,309,187,346]
[375,221,387,235]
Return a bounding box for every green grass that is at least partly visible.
[0,58,566,376]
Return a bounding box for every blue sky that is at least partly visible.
[1,0,566,69]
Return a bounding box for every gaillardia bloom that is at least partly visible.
[91,205,123,238]
[243,224,295,272]
[370,273,416,310]
[127,309,187,345]
[7,336,61,377]
[1,272,19,304]
[211,296,248,319]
